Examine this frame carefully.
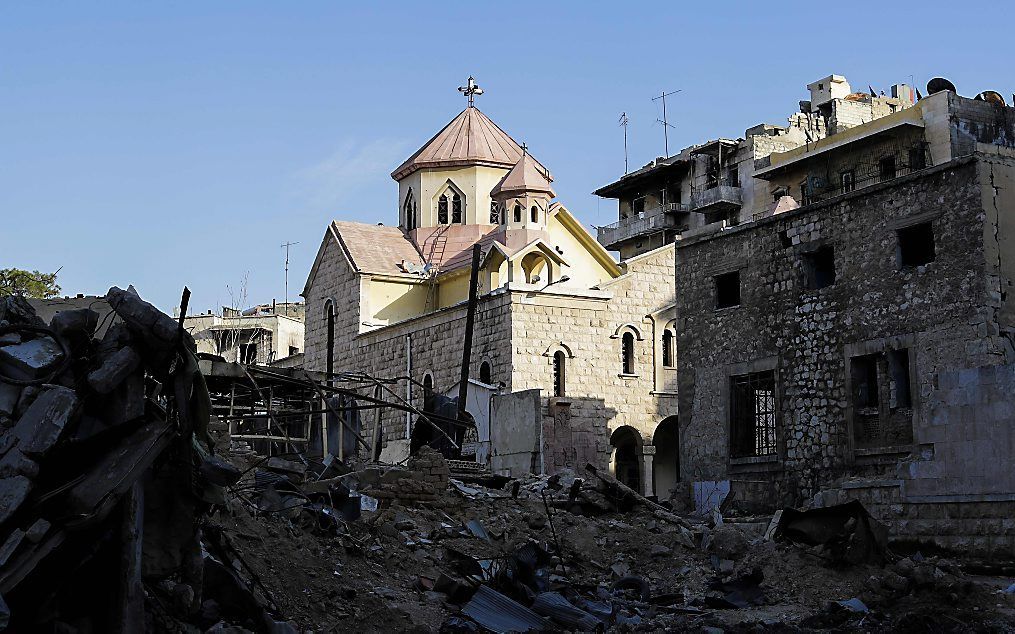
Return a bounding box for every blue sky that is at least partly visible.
[2,1,1012,313]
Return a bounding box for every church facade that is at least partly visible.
[302,82,679,496]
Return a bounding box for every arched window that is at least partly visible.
[553,351,565,396]
[438,195,449,224]
[422,373,434,411]
[662,329,675,368]
[403,189,417,231]
[479,361,492,384]
[490,201,500,224]
[451,193,463,224]
[622,332,635,375]
[324,299,336,378]
[514,204,522,223]
[531,205,539,223]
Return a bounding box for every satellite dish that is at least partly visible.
[976,90,1007,107]
[927,77,956,95]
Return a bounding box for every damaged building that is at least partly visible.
[183,302,305,368]
[673,79,1015,555]
[302,81,680,497]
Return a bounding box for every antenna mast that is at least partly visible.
[652,89,681,157]
[280,241,300,316]
[619,112,630,174]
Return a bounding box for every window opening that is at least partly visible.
[514,204,522,223]
[897,222,935,267]
[879,156,897,181]
[850,348,914,448]
[451,193,463,224]
[662,330,675,368]
[531,205,538,223]
[552,351,565,397]
[803,246,836,290]
[621,332,635,375]
[490,201,500,224]
[438,195,449,224]
[730,370,777,458]
[840,170,855,194]
[479,361,492,384]
[239,343,257,365]
[715,271,741,309]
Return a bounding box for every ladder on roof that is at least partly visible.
[423,224,451,312]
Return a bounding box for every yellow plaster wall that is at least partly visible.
[366,278,429,325]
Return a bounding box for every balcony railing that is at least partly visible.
[597,210,685,248]
[689,184,743,212]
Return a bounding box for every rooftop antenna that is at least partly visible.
[458,75,484,107]
[619,112,630,173]
[652,89,681,157]
[281,240,300,317]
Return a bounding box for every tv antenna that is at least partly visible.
[281,241,300,316]
[619,112,630,173]
[652,89,681,157]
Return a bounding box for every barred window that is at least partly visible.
[730,370,777,458]
[552,351,565,397]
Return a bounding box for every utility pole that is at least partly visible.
[280,241,300,316]
[619,112,630,174]
[652,89,681,157]
[458,244,482,420]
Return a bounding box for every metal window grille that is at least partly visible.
[438,195,449,224]
[552,352,565,397]
[730,371,777,457]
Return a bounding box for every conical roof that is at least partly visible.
[491,152,555,198]
[391,107,547,180]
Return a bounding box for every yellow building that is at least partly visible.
[303,81,680,497]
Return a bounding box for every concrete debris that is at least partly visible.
[0,336,65,382]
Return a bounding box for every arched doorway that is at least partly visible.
[610,426,642,494]
[653,416,680,499]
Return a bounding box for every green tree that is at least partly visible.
[0,268,61,299]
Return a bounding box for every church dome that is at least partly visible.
[390,106,548,181]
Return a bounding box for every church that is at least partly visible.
[302,79,679,497]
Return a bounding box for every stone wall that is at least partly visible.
[675,157,1010,506]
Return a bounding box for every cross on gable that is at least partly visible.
[457,76,484,107]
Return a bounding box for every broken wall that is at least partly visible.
[675,158,1008,507]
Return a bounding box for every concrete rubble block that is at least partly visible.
[0,381,20,418]
[50,308,99,337]
[106,286,192,355]
[0,337,65,382]
[100,372,145,427]
[24,517,50,543]
[0,297,45,327]
[0,448,39,479]
[0,333,21,346]
[0,528,25,567]
[12,385,79,456]
[87,345,142,395]
[0,475,33,525]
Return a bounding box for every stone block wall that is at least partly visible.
[676,158,1007,506]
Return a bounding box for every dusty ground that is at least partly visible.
[205,480,1015,633]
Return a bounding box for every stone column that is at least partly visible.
[641,445,656,498]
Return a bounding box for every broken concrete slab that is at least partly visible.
[0,337,65,382]
[0,476,33,525]
[49,308,99,337]
[0,297,45,328]
[106,286,191,357]
[0,449,38,479]
[24,518,50,543]
[11,385,78,456]
[0,333,20,347]
[0,529,25,568]
[0,382,20,418]
[87,345,141,394]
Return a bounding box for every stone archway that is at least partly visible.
[652,416,680,500]
[609,426,643,494]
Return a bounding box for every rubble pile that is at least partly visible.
[0,290,290,632]
[3,292,1015,632]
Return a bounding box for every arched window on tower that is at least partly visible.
[479,361,492,384]
[404,189,417,231]
[513,204,522,223]
[438,195,449,224]
[531,205,539,223]
[451,193,463,224]
[662,329,675,368]
[490,201,500,224]
[622,332,635,375]
[422,373,434,411]
[553,351,566,397]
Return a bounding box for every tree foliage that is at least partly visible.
[0,268,61,299]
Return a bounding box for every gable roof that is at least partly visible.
[491,152,556,198]
[391,107,548,181]
[331,220,424,276]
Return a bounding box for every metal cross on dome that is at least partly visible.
[458,76,484,106]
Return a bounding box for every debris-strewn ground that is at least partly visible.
[210,453,1015,633]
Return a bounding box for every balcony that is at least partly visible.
[690,184,743,213]
[597,207,686,250]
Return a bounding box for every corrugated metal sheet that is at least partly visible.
[461,585,548,633]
